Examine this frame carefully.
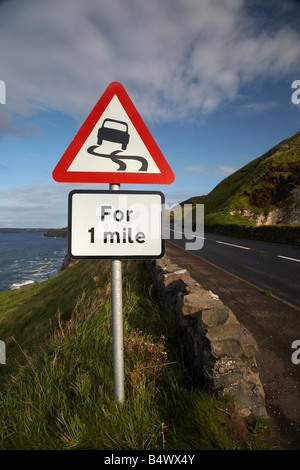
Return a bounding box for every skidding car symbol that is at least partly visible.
[97,118,130,150]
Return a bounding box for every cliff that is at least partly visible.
[44,228,68,238]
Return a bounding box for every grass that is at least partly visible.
[263,290,273,297]
[203,211,252,227]
[180,130,300,229]
[0,258,271,450]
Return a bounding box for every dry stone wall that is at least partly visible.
[146,256,268,419]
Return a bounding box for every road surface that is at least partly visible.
[168,226,300,309]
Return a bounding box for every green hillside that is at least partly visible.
[183,130,300,228]
[0,258,270,450]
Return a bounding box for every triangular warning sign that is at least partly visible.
[52,82,175,184]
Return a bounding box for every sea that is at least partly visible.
[0,232,68,292]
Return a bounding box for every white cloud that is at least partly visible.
[1,0,300,131]
[0,107,41,139]
[0,182,105,228]
[0,182,198,227]
[239,101,278,114]
[184,164,207,174]
[163,189,199,206]
[184,164,237,176]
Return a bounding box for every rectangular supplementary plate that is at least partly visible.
[68,190,165,259]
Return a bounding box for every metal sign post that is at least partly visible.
[109,183,125,403]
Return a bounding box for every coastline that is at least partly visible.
[0,227,68,238]
[0,231,68,292]
[44,228,68,238]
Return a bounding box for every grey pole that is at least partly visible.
[109,183,125,403]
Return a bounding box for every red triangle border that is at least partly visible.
[52,82,175,184]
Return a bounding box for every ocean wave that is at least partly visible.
[10,280,35,290]
[0,232,68,292]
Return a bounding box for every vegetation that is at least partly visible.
[0,228,47,233]
[44,227,68,238]
[0,259,271,450]
[181,130,300,229]
[263,290,273,297]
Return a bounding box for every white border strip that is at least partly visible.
[277,255,300,263]
[216,240,250,250]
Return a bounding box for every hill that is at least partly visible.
[183,130,300,228]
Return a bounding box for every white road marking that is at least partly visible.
[277,255,300,263]
[216,240,250,250]
[168,228,205,239]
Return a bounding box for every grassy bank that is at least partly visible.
[203,222,300,245]
[0,258,270,450]
[168,205,300,245]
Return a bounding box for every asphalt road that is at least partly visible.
[167,225,300,309]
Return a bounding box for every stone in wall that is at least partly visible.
[145,256,268,419]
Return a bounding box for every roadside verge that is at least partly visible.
[164,240,300,450]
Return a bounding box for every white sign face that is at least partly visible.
[68,190,164,259]
[67,96,161,175]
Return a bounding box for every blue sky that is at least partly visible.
[0,0,300,228]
